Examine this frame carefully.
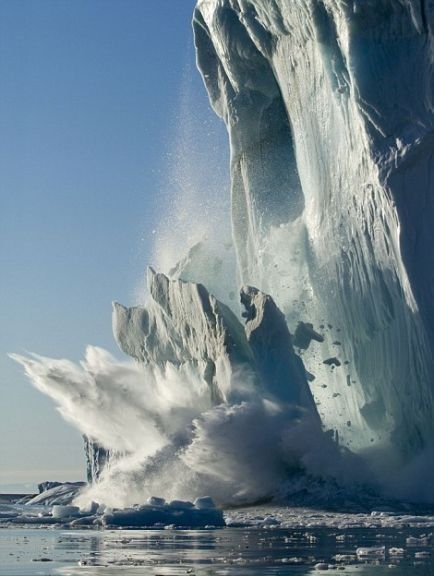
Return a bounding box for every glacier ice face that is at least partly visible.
[193,0,434,458]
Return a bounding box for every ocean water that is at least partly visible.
[2,506,434,576]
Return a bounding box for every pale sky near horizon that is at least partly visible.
[0,0,230,493]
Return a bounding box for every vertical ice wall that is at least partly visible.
[193,0,434,458]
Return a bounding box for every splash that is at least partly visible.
[11,345,361,508]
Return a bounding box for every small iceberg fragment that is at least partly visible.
[51,505,80,519]
[415,551,431,559]
[406,534,432,546]
[24,482,86,506]
[388,547,405,556]
[356,546,385,558]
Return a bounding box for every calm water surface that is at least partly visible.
[1,524,434,576]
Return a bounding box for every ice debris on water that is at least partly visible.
[388,548,405,556]
[356,546,385,558]
[51,505,80,519]
[0,489,223,530]
[406,534,432,546]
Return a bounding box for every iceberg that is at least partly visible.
[193,0,434,461]
[11,0,434,509]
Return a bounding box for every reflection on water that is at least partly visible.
[1,526,433,576]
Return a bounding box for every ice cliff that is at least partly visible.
[11,0,434,507]
[193,0,434,460]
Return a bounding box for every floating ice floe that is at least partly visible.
[406,534,432,546]
[356,546,385,558]
[52,505,81,519]
[388,548,405,556]
[24,482,86,506]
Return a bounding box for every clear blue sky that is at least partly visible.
[0,0,228,492]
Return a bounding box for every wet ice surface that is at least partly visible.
[2,507,434,575]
